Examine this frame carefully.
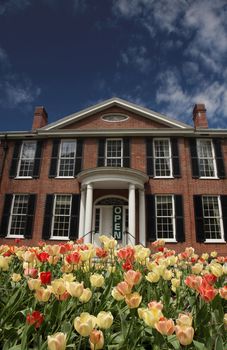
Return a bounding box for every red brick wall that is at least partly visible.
[0,136,227,255]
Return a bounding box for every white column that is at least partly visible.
[139,189,146,246]
[78,187,86,238]
[128,183,136,245]
[84,183,93,243]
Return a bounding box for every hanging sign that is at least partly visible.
[112,206,123,240]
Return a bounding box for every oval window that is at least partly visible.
[101,114,128,122]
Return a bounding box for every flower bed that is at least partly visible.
[0,236,226,349]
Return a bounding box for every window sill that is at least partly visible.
[55,176,75,179]
[15,177,33,179]
[204,240,226,244]
[154,176,174,179]
[199,177,219,180]
[50,237,70,241]
[157,239,177,243]
[6,235,24,239]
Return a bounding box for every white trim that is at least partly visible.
[202,195,225,242]
[57,139,77,177]
[155,194,176,241]
[105,138,123,167]
[101,113,129,123]
[7,194,28,238]
[50,194,72,239]
[197,139,217,178]
[17,140,37,178]
[204,239,226,243]
[153,138,173,178]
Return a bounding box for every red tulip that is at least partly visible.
[26,310,44,329]
[40,271,51,285]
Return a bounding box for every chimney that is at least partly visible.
[32,106,48,130]
[193,103,208,128]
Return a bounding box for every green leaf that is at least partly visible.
[167,335,180,350]
[193,340,206,350]
[214,336,224,350]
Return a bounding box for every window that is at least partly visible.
[8,194,29,237]
[202,196,224,241]
[197,139,216,177]
[154,139,172,177]
[18,141,37,177]
[155,195,175,241]
[51,195,72,238]
[58,140,77,177]
[105,139,123,167]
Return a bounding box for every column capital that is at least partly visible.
[87,183,93,190]
[129,183,136,191]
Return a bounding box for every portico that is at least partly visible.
[77,167,148,245]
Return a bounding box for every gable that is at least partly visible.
[60,106,170,130]
[41,98,192,131]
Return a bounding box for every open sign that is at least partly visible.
[112,206,122,240]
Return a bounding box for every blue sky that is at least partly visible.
[0,0,227,131]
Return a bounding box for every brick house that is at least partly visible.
[0,98,226,255]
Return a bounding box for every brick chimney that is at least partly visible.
[193,103,208,128]
[32,106,48,130]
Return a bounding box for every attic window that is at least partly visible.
[101,114,128,122]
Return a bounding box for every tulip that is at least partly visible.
[191,263,203,274]
[111,287,125,301]
[148,301,163,311]
[23,251,36,263]
[26,310,44,329]
[162,269,173,281]
[224,314,227,330]
[79,288,92,303]
[116,281,132,296]
[66,281,84,298]
[125,292,142,309]
[11,273,21,282]
[124,269,142,287]
[0,256,9,271]
[48,332,67,350]
[44,245,61,256]
[145,271,160,283]
[96,311,113,329]
[198,280,217,302]
[175,325,194,346]
[176,313,193,327]
[155,317,175,336]
[184,275,202,291]
[51,279,66,297]
[89,329,104,350]
[90,274,105,288]
[62,273,75,282]
[34,287,51,302]
[210,263,223,277]
[28,278,41,290]
[142,307,163,328]
[210,251,217,258]
[24,268,38,278]
[40,271,52,285]
[74,312,96,337]
[219,286,227,300]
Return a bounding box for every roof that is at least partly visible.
[41,97,193,130]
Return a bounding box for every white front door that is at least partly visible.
[93,205,128,245]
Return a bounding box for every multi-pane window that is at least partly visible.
[197,139,216,177]
[154,139,172,177]
[8,195,29,237]
[58,141,77,177]
[105,139,123,167]
[202,196,223,241]
[94,208,100,233]
[156,195,175,240]
[51,195,72,238]
[18,141,36,177]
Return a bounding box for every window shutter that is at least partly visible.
[193,195,205,242]
[146,195,156,241]
[123,138,130,168]
[189,139,199,178]
[24,194,36,239]
[171,138,181,177]
[49,139,60,178]
[146,138,154,177]
[74,139,83,176]
[42,195,54,240]
[175,195,185,242]
[213,139,225,179]
[0,194,13,237]
[69,195,80,240]
[97,139,105,167]
[221,195,227,242]
[33,141,43,178]
[9,141,22,178]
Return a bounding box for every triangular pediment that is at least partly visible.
[40,98,192,131]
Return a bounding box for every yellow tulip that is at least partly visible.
[79,288,92,303]
[142,308,163,328]
[27,278,41,290]
[96,311,113,329]
[145,272,160,283]
[35,287,51,302]
[0,256,9,271]
[125,292,142,309]
[11,273,21,282]
[210,263,223,277]
[74,312,96,337]
[66,281,84,298]
[47,332,67,350]
[90,274,105,288]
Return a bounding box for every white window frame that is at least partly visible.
[153,138,173,178]
[155,195,176,242]
[202,195,225,243]
[50,194,72,240]
[17,141,37,178]
[7,194,29,238]
[105,138,123,167]
[57,140,77,178]
[197,139,217,179]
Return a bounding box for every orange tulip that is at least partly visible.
[155,317,175,336]
[124,269,142,287]
[175,325,194,346]
[89,329,104,349]
[125,292,142,308]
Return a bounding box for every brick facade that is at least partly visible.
[0,98,226,255]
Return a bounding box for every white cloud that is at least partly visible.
[120,46,150,73]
